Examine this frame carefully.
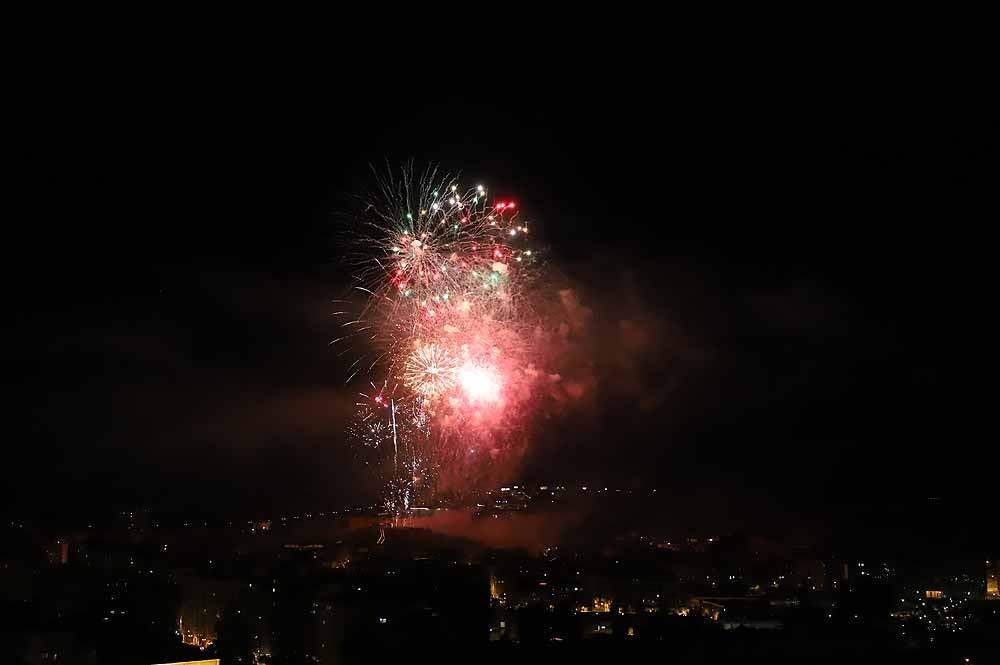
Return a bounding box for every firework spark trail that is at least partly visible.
[337,164,552,513]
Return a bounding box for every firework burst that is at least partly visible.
[336,164,549,513]
[403,343,458,397]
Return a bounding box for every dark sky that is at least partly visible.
[8,58,994,541]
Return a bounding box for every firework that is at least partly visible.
[337,164,548,513]
[456,362,502,403]
[403,343,458,397]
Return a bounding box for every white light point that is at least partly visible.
[458,364,501,402]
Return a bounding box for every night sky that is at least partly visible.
[9,62,994,544]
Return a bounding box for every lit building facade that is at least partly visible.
[988,559,999,600]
